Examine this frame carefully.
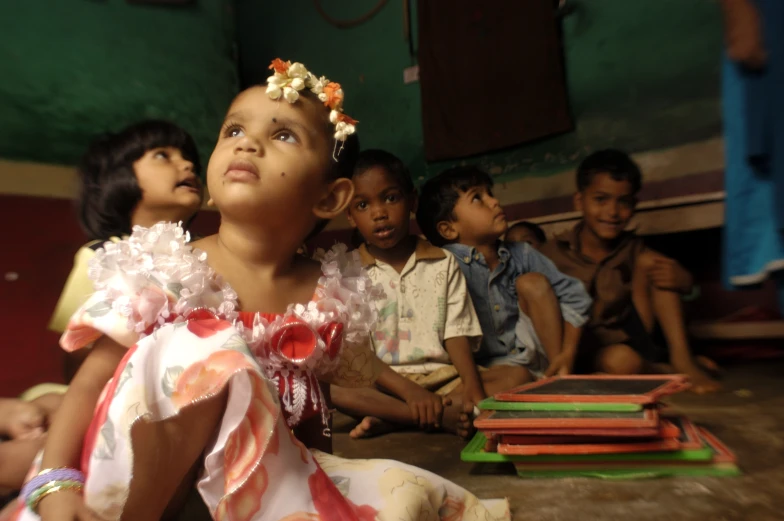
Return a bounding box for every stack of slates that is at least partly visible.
[461,375,740,479]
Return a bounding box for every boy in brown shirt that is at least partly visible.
[540,149,720,394]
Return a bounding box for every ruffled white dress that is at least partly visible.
[14,223,510,521]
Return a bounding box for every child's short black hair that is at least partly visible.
[77,120,201,241]
[576,149,642,194]
[353,149,415,194]
[507,221,546,245]
[416,165,493,247]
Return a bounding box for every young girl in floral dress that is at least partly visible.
[15,60,510,521]
[0,120,203,510]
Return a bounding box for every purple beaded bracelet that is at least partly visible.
[21,468,85,502]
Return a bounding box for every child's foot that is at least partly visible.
[349,417,399,439]
[680,364,722,394]
[443,401,476,440]
[695,355,721,378]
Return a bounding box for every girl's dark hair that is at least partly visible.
[353,149,415,194]
[416,165,493,246]
[77,120,201,241]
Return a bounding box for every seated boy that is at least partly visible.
[417,166,593,380]
[539,149,720,393]
[506,221,547,249]
[332,151,529,439]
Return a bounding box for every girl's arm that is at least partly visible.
[37,337,125,521]
[39,337,125,470]
[444,336,486,406]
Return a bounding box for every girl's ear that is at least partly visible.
[313,178,354,220]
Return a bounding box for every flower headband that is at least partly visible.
[266,59,357,144]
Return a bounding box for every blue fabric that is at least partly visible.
[722,0,784,290]
[443,241,591,363]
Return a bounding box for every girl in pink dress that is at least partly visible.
[16,60,510,521]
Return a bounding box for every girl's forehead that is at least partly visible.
[227,86,324,125]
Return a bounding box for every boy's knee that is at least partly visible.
[491,364,532,389]
[636,250,662,273]
[597,344,644,375]
[515,272,551,300]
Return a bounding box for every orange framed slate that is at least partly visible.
[496,418,682,446]
[494,375,690,404]
[474,407,659,431]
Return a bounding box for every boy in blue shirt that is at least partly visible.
[417,166,592,381]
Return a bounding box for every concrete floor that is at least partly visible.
[332,360,784,521]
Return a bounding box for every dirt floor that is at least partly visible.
[332,360,784,521]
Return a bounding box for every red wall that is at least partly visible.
[0,195,220,396]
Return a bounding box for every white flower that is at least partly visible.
[290,77,305,91]
[345,124,356,135]
[309,74,327,94]
[318,92,328,102]
[267,75,285,86]
[288,62,308,79]
[266,83,282,100]
[329,110,340,124]
[283,86,299,103]
[335,121,347,132]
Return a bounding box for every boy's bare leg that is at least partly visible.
[633,252,720,394]
[595,343,645,375]
[515,273,565,363]
[331,384,474,439]
[330,385,408,438]
[0,438,45,490]
[480,365,533,396]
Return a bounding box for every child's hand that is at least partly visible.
[545,350,575,377]
[4,400,46,440]
[463,386,487,410]
[647,255,693,293]
[402,385,450,430]
[38,489,106,521]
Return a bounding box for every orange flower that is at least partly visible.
[336,113,358,127]
[322,82,344,109]
[171,350,252,409]
[308,468,377,521]
[269,58,290,74]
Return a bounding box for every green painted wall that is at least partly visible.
[0,0,238,166]
[236,0,722,184]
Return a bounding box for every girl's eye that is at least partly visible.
[153,150,170,160]
[223,125,244,138]
[472,193,482,202]
[274,130,298,144]
[385,194,399,203]
[355,201,368,211]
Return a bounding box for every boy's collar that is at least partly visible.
[556,221,633,256]
[447,241,508,265]
[358,237,445,267]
